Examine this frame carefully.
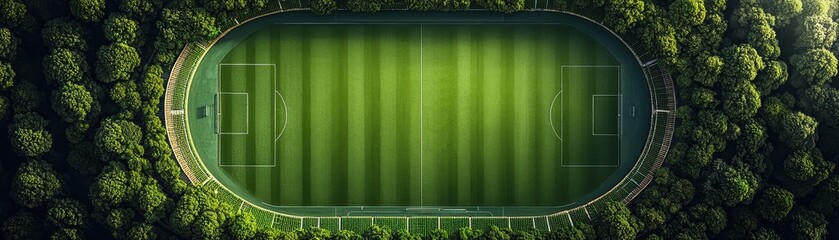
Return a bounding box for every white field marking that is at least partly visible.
[567,214,574,227]
[560,65,622,168]
[274,91,288,141]
[217,92,249,135]
[270,215,276,227]
[217,63,277,168]
[591,94,620,136]
[545,216,550,232]
[548,90,563,141]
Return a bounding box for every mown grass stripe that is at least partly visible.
[454,25,473,205]
[511,25,535,205]
[211,24,627,207]
[363,26,382,205]
[253,29,273,199]
[378,26,399,204]
[346,25,367,204]
[276,24,304,205]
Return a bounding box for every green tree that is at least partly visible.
[69,0,105,22]
[721,44,765,83]
[168,187,234,238]
[668,0,706,27]
[754,187,794,221]
[253,228,285,239]
[592,201,640,240]
[604,0,646,33]
[140,65,164,102]
[482,226,512,240]
[8,112,53,157]
[475,0,524,13]
[95,118,143,159]
[143,117,171,160]
[294,227,330,240]
[799,85,839,128]
[634,206,666,232]
[11,160,61,208]
[2,210,42,240]
[47,198,87,228]
[783,148,832,185]
[801,0,830,16]
[119,0,160,20]
[790,48,838,86]
[762,0,803,26]
[0,0,26,26]
[692,54,724,87]
[787,209,827,240]
[42,19,87,51]
[547,223,594,239]
[126,223,156,240]
[722,82,761,121]
[409,0,471,11]
[193,211,221,239]
[453,227,482,240]
[811,176,839,212]
[363,225,393,240]
[52,82,93,122]
[67,142,101,176]
[778,111,818,149]
[347,0,394,12]
[426,228,448,240]
[43,48,88,84]
[156,9,219,48]
[96,43,140,83]
[755,60,788,95]
[0,27,19,60]
[134,179,169,222]
[736,120,767,154]
[0,95,8,120]
[702,160,757,206]
[228,213,257,240]
[105,208,135,233]
[0,61,13,89]
[794,15,837,50]
[687,204,727,234]
[110,81,142,112]
[687,87,717,108]
[730,4,779,59]
[311,0,337,15]
[90,163,130,208]
[103,13,139,44]
[11,81,43,113]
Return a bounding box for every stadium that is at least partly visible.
[164,9,675,234]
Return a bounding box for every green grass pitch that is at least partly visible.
[215,24,621,207]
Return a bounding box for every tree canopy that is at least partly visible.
[11,160,61,208]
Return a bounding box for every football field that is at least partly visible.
[215,24,622,207]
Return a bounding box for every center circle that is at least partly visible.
[180,11,656,217]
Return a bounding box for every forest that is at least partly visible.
[0,0,838,239]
